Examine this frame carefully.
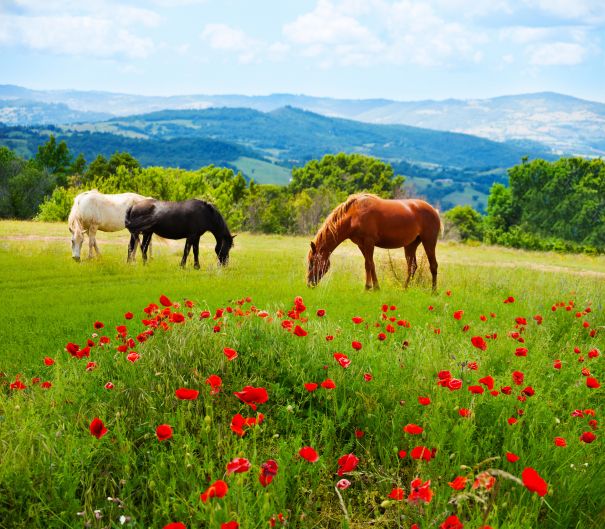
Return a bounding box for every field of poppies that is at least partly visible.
[0,222,603,529]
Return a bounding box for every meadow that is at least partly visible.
[0,221,603,529]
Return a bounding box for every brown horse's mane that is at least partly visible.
[313,193,378,248]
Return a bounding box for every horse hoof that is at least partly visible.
[365,285,372,290]
[194,264,200,270]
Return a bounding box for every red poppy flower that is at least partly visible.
[304,382,318,392]
[363,373,373,382]
[293,325,308,337]
[164,523,186,529]
[89,418,108,439]
[448,476,467,490]
[468,385,484,394]
[398,450,407,458]
[221,522,239,529]
[326,335,334,341]
[388,487,405,500]
[473,471,496,491]
[104,381,114,390]
[93,321,104,330]
[223,347,238,361]
[580,431,596,443]
[334,353,351,368]
[321,378,336,389]
[234,385,269,410]
[337,453,359,475]
[259,459,278,487]
[506,451,520,462]
[316,309,326,317]
[554,437,566,447]
[471,336,487,350]
[515,347,528,357]
[44,356,55,366]
[205,374,222,394]
[169,312,185,323]
[352,316,363,324]
[512,371,524,385]
[126,352,140,363]
[410,446,432,461]
[586,377,600,389]
[336,479,351,490]
[156,424,173,441]
[299,446,319,463]
[407,478,433,504]
[459,408,471,417]
[522,467,548,496]
[476,376,493,390]
[378,332,387,341]
[226,457,251,475]
[418,396,431,405]
[440,514,464,529]
[507,417,518,425]
[453,310,464,320]
[159,294,172,307]
[351,341,362,350]
[553,359,562,369]
[41,381,52,389]
[175,388,199,400]
[447,378,462,391]
[403,424,423,435]
[480,314,487,321]
[200,479,228,502]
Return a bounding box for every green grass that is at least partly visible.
[0,221,603,529]
[232,157,292,185]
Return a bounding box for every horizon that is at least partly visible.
[1,1,604,103]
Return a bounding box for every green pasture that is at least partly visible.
[0,221,603,528]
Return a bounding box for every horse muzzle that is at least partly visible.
[72,256,81,262]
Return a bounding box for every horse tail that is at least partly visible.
[436,209,445,238]
[124,203,156,233]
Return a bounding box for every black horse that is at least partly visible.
[125,199,234,268]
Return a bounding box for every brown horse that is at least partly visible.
[307,194,442,290]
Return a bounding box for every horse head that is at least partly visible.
[216,234,235,266]
[69,224,85,261]
[307,241,331,287]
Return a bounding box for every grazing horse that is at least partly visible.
[307,194,442,290]
[68,190,152,261]
[125,199,234,268]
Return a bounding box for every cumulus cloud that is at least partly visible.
[528,41,587,65]
[0,1,159,58]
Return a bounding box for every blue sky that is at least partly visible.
[0,0,603,101]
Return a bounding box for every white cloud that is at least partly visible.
[528,41,587,65]
[0,1,159,58]
[523,0,605,24]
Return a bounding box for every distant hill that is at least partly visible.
[1,85,603,156]
[0,106,554,212]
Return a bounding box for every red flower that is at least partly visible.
[226,457,251,475]
[507,417,518,425]
[321,378,336,389]
[398,450,407,458]
[363,373,373,382]
[351,341,362,350]
[44,356,55,366]
[388,487,405,500]
[440,515,464,529]
[156,424,173,441]
[221,522,239,529]
[230,413,264,437]
[580,431,596,443]
[410,446,432,461]
[468,385,484,394]
[506,451,520,462]
[326,335,334,341]
[163,523,186,529]
[259,459,278,487]
[316,309,326,317]
[447,378,462,391]
[126,352,140,363]
[458,408,471,417]
[448,476,467,490]
[332,353,350,369]
[159,294,172,307]
[104,381,114,390]
[234,385,269,410]
[304,382,318,392]
[169,312,185,323]
[586,377,600,389]
[337,453,359,475]
[175,388,199,400]
[478,375,494,390]
[223,347,238,361]
[554,437,567,447]
[453,310,464,320]
[553,359,562,369]
[89,418,108,439]
[41,381,52,389]
[512,371,524,385]
[206,374,222,394]
[418,396,431,406]
[378,332,387,341]
[473,471,496,491]
[352,316,363,324]
[407,478,433,504]
[403,424,423,435]
[93,321,104,330]
[299,446,319,463]
[293,325,308,337]
[471,336,487,350]
[200,479,228,502]
[522,467,548,497]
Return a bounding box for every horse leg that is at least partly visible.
[88,226,97,259]
[180,238,193,268]
[404,237,421,288]
[127,233,139,262]
[359,243,378,290]
[192,236,201,270]
[141,233,153,265]
[422,239,439,292]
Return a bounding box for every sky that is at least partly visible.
[0,0,604,102]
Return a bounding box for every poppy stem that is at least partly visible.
[334,485,351,526]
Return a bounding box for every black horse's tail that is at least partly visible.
[125,203,156,233]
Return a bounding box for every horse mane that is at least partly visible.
[313,193,377,247]
[200,199,231,237]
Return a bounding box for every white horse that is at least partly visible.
[68,190,152,261]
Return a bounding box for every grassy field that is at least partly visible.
[0,221,603,529]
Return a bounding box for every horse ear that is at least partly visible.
[310,241,316,253]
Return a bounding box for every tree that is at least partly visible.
[34,135,72,186]
[444,205,484,241]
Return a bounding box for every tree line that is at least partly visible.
[1,136,603,253]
